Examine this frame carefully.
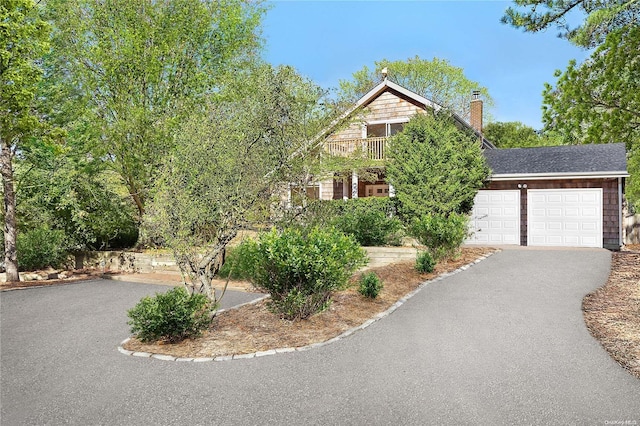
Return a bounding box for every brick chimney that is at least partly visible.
[470,90,483,134]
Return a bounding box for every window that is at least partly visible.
[366,122,405,138]
[365,184,390,198]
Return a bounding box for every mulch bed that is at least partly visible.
[123,247,497,358]
[583,245,640,379]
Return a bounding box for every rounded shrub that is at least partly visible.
[333,209,402,246]
[411,213,468,261]
[358,272,383,299]
[415,251,436,273]
[244,227,368,320]
[127,287,215,343]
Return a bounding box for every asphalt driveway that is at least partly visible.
[1,249,639,425]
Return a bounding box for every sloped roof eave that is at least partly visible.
[489,171,629,181]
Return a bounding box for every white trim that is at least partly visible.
[619,177,623,247]
[351,171,358,199]
[366,118,410,125]
[491,171,629,181]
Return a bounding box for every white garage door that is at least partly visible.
[467,190,520,245]
[527,189,602,247]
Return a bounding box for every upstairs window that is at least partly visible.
[366,122,405,138]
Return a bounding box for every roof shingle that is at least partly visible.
[484,143,627,175]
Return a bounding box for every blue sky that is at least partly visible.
[262,1,590,130]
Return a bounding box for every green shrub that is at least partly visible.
[411,213,468,261]
[358,272,383,299]
[415,251,436,273]
[17,226,69,271]
[216,244,254,280]
[244,227,368,320]
[285,197,403,246]
[127,287,215,343]
[333,208,402,246]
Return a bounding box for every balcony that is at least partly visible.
[324,136,388,161]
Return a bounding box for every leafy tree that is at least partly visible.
[484,121,563,148]
[45,0,266,219]
[386,113,490,219]
[542,25,640,208]
[339,56,494,122]
[16,146,138,252]
[504,0,639,208]
[502,0,639,48]
[144,64,328,302]
[0,0,51,281]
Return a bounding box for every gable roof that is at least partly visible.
[313,78,495,149]
[485,143,629,180]
[355,79,443,111]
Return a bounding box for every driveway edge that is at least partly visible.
[118,250,499,362]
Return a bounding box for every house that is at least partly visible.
[301,78,629,249]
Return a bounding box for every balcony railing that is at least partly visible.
[324,136,388,161]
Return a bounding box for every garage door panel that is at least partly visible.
[565,207,579,217]
[548,222,562,230]
[527,189,602,248]
[565,222,579,231]
[565,236,579,245]
[467,190,520,245]
[531,208,545,217]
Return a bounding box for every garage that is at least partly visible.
[467,190,520,245]
[480,144,629,249]
[527,189,602,247]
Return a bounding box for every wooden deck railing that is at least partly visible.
[324,137,388,161]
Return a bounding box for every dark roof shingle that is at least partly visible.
[484,143,627,175]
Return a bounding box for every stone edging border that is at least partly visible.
[118,249,500,362]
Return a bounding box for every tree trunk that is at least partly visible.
[0,140,19,282]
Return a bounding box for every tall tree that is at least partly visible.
[0,0,50,281]
[484,121,563,148]
[145,64,329,302]
[46,0,266,219]
[542,25,640,207]
[386,112,490,219]
[502,0,640,48]
[339,56,493,122]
